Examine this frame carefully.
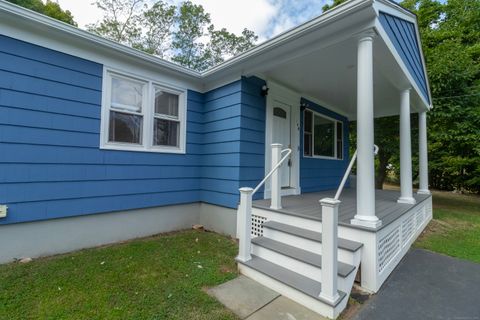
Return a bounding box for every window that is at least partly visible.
[303,109,343,159]
[101,70,186,153]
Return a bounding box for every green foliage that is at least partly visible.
[415,191,480,263]
[402,0,480,192]
[0,230,239,319]
[7,0,77,26]
[89,0,257,72]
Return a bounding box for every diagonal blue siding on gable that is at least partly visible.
[300,98,350,193]
[379,12,430,104]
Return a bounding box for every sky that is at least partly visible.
[55,0,332,42]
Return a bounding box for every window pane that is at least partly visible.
[111,77,143,113]
[336,122,343,159]
[304,133,312,156]
[313,115,335,157]
[155,89,179,117]
[273,107,287,119]
[304,110,312,133]
[109,111,143,144]
[154,119,179,147]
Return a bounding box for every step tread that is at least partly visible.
[238,255,346,307]
[263,221,363,252]
[252,237,355,277]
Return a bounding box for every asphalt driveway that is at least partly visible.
[354,249,480,320]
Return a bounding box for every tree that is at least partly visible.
[135,1,176,58]
[171,1,211,71]
[87,0,143,46]
[7,0,77,26]
[89,0,258,72]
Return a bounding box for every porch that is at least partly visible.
[252,188,431,231]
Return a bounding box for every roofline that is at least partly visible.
[0,0,373,79]
[202,0,374,77]
[0,0,202,79]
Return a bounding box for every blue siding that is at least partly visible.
[0,35,202,224]
[300,98,350,193]
[199,76,267,208]
[379,12,429,104]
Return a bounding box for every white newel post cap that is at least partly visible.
[319,198,341,207]
[271,143,282,148]
[239,187,254,194]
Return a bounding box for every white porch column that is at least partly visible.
[417,110,430,194]
[351,30,381,229]
[398,89,416,204]
[319,198,340,304]
[270,143,283,210]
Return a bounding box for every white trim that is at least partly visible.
[303,109,344,161]
[264,81,301,199]
[100,67,187,154]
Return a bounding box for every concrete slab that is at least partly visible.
[246,296,327,320]
[354,249,480,320]
[207,275,280,319]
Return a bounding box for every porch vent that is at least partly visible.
[415,206,425,228]
[378,228,400,273]
[251,214,267,237]
[401,213,416,246]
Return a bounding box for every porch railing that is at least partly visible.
[237,143,291,263]
[319,144,379,303]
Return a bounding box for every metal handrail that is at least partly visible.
[252,148,292,195]
[334,144,379,200]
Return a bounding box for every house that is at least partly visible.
[0,0,433,318]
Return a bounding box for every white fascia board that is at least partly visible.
[374,19,431,111]
[0,1,201,82]
[202,0,374,79]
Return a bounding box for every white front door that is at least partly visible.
[271,101,291,188]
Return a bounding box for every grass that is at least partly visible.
[0,230,240,320]
[414,190,480,263]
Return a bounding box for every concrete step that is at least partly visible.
[237,255,348,319]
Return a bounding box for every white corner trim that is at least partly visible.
[100,66,187,154]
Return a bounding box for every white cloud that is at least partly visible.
[55,0,103,28]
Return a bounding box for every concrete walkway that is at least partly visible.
[354,249,480,320]
[208,275,327,319]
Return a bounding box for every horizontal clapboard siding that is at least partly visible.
[0,35,203,224]
[379,12,429,104]
[300,98,350,193]
[199,77,266,208]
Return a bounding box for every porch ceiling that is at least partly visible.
[260,34,425,120]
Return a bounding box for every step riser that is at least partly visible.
[239,263,347,319]
[262,228,360,266]
[251,244,351,293]
[252,208,323,232]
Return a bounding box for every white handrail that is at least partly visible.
[252,148,292,195]
[334,144,379,201]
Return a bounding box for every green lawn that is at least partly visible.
[0,230,240,320]
[414,191,480,263]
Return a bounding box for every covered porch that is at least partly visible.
[252,188,431,231]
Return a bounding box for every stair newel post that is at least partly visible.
[319,198,341,304]
[270,143,283,210]
[237,187,254,262]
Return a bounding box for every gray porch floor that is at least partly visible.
[253,188,431,231]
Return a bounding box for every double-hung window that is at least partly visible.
[101,69,186,153]
[303,109,343,160]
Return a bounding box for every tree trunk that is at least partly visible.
[375,151,389,189]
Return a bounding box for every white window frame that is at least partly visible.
[100,67,187,154]
[303,109,344,160]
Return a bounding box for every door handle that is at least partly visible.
[288,158,292,167]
